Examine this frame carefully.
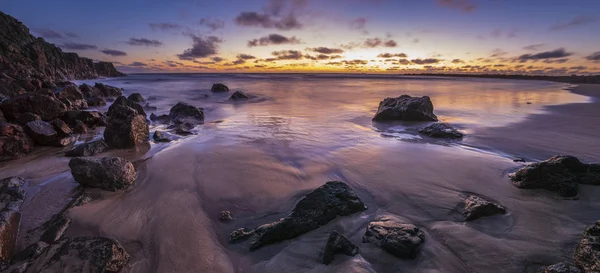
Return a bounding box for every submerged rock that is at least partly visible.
[65,139,109,157]
[230,91,249,100]
[540,262,582,273]
[169,102,204,125]
[0,177,26,263]
[153,130,173,143]
[211,83,229,92]
[462,195,506,221]
[0,122,34,161]
[574,221,600,272]
[363,217,425,259]
[419,123,464,139]
[219,211,233,222]
[149,113,170,124]
[321,231,359,265]
[373,95,438,122]
[69,157,136,191]
[104,103,149,149]
[229,181,366,251]
[127,93,145,103]
[0,93,67,121]
[510,155,600,197]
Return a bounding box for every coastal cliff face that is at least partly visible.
[0,11,123,98]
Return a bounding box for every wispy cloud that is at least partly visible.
[550,15,597,30]
[523,44,545,51]
[127,38,163,47]
[149,23,183,31]
[586,51,600,62]
[60,42,98,50]
[436,0,477,12]
[100,49,127,56]
[198,18,225,31]
[248,34,301,47]
[517,48,571,62]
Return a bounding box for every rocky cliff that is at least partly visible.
[0,11,124,98]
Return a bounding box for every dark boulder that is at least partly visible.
[0,93,67,121]
[94,83,122,97]
[509,156,600,197]
[79,84,104,98]
[127,93,144,103]
[373,95,438,122]
[153,130,173,143]
[419,123,464,139]
[230,91,249,100]
[168,102,204,125]
[143,103,157,111]
[39,214,71,244]
[104,104,149,149]
[219,211,233,222]
[108,96,146,118]
[65,140,109,157]
[49,119,72,137]
[540,262,582,273]
[34,88,55,97]
[69,157,136,191]
[462,195,506,221]
[574,221,600,272]
[42,81,57,89]
[14,112,40,125]
[229,181,366,251]
[85,97,106,107]
[54,86,88,110]
[0,177,26,263]
[150,113,170,124]
[0,122,33,161]
[321,231,359,265]
[363,217,425,259]
[61,110,106,128]
[24,120,73,147]
[73,120,88,134]
[211,83,229,92]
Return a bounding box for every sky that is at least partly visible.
[1,0,600,75]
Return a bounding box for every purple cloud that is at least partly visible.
[100,49,127,56]
[127,38,163,47]
[177,35,222,60]
[248,34,301,47]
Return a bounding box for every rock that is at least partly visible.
[574,221,600,272]
[54,86,88,110]
[61,110,106,128]
[14,112,40,125]
[0,93,67,121]
[108,96,147,118]
[230,91,249,100]
[41,81,57,89]
[34,88,55,97]
[419,123,464,139]
[229,228,255,243]
[39,214,71,244]
[0,177,26,263]
[211,83,229,92]
[0,122,33,161]
[18,237,129,273]
[373,95,438,122]
[150,113,170,124]
[321,231,359,265]
[85,97,106,107]
[363,217,425,259]
[94,83,123,97]
[79,84,104,98]
[73,120,88,134]
[127,93,144,103]
[24,120,74,147]
[94,61,125,77]
[68,156,136,191]
[169,102,204,125]
[143,103,157,111]
[229,181,366,250]
[65,139,109,157]
[509,156,600,197]
[462,195,506,221]
[540,262,582,273]
[153,130,173,143]
[104,104,149,149]
[219,211,233,222]
[49,119,72,137]
[12,241,49,265]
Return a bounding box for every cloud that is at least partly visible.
[199,18,225,31]
[35,28,64,39]
[586,52,600,62]
[377,53,407,58]
[490,49,508,57]
[523,44,545,51]
[129,62,148,67]
[237,54,256,60]
[363,38,397,48]
[309,47,344,54]
[343,59,369,65]
[64,32,78,38]
[234,12,302,30]
[550,15,597,30]
[248,33,301,47]
[436,0,477,12]
[517,48,572,62]
[149,23,183,31]
[127,38,163,47]
[411,58,442,65]
[350,17,368,34]
[100,49,127,56]
[165,60,184,67]
[272,50,304,60]
[212,57,224,62]
[451,59,465,64]
[398,59,411,65]
[60,42,98,50]
[384,40,397,47]
[177,35,222,60]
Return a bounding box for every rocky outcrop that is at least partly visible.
[69,157,136,191]
[127,93,144,103]
[14,112,40,125]
[419,123,463,139]
[24,120,73,146]
[94,83,122,97]
[150,113,170,124]
[229,181,366,251]
[61,110,106,128]
[510,156,600,197]
[211,83,229,92]
[54,85,88,110]
[168,102,204,125]
[153,130,173,143]
[363,217,425,259]
[540,262,582,273]
[0,93,67,121]
[574,221,600,272]
[104,102,149,149]
[65,139,109,157]
[462,195,506,221]
[230,91,249,100]
[321,231,359,265]
[0,11,124,98]
[0,122,33,161]
[0,177,26,263]
[373,95,438,122]
[108,96,146,117]
[79,83,104,99]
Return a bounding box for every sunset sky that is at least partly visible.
[2,0,600,75]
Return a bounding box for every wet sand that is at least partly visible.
[1,80,599,273]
